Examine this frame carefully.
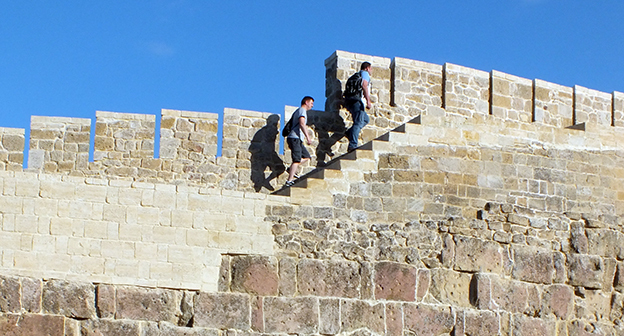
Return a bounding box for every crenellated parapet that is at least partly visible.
[28,116,91,173]
[3,50,624,192]
[0,127,25,171]
[325,50,624,152]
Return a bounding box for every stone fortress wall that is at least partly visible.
[0,50,624,335]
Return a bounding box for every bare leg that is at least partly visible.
[287,157,309,181]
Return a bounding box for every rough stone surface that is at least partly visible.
[231,255,278,296]
[511,314,556,336]
[429,268,472,307]
[542,284,573,319]
[142,322,219,336]
[340,299,385,335]
[96,284,115,319]
[21,278,42,313]
[460,309,500,335]
[298,259,361,298]
[194,293,250,330]
[80,319,141,336]
[374,261,416,301]
[115,286,183,323]
[263,297,318,334]
[278,257,297,297]
[42,279,96,319]
[0,313,65,336]
[568,254,604,289]
[512,246,554,284]
[0,276,21,313]
[319,298,340,335]
[454,235,502,273]
[404,304,454,336]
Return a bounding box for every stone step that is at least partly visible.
[271,115,422,197]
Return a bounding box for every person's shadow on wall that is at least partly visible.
[307,109,347,167]
[249,114,286,192]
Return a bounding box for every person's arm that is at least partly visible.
[362,79,372,109]
[299,116,312,145]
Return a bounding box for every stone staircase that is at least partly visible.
[272,115,422,202]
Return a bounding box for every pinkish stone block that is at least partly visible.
[0,276,21,313]
[264,297,318,334]
[511,314,556,336]
[374,261,416,301]
[20,278,42,313]
[340,299,386,335]
[195,292,250,330]
[298,259,361,298]
[115,286,182,323]
[386,302,403,336]
[0,314,65,336]
[542,284,573,319]
[231,256,279,296]
[96,284,115,319]
[404,303,454,335]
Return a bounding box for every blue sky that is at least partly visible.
[1,1,623,133]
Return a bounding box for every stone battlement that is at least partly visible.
[1,51,624,335]
[2,51,624,195]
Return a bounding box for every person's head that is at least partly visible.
[361,62,372,73]
[301,96,314,110]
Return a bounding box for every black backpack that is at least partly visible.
[343,71,363,100]
[281,113,295,137]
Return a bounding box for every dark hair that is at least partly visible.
[301,96,314,105]
[361,62,371,70]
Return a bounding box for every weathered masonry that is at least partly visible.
[0,50,624,335]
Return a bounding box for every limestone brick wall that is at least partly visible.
[0,170,278,293]
[0,127,25,172]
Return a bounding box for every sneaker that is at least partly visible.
[284,180,296,188]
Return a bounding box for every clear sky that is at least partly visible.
[1,1,623,132]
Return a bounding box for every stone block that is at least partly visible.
[340,299,385,334]
[542,284,573,319]
[195,292,250,330]
[115,286,183,323]
[403,303,454,335]
[454,235,502,273]
[230,255,278,296]
[568,254,604,289]
[0,313,65,336]
[615,261,624,291]
[42,279,96,319]
[80,319,141,336]
[374,261,416,301]
[512,246,554,284]
[385,302,403,336]
[21,277,42,313]
[250,296,263,332]
[429,268,472,307]
[278,257,297,297]
[96,284,116,318]
[511,314,556,336]
[319,298,340,335]
[416,269,430,301]
[0,276,21,313]
[218,255,231,292]
[298,259,361,298]
[587,229,624,259]
[489,275,531,313]
[141,321,219,336]
[459,309,500,335]
[264,297,318,334]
